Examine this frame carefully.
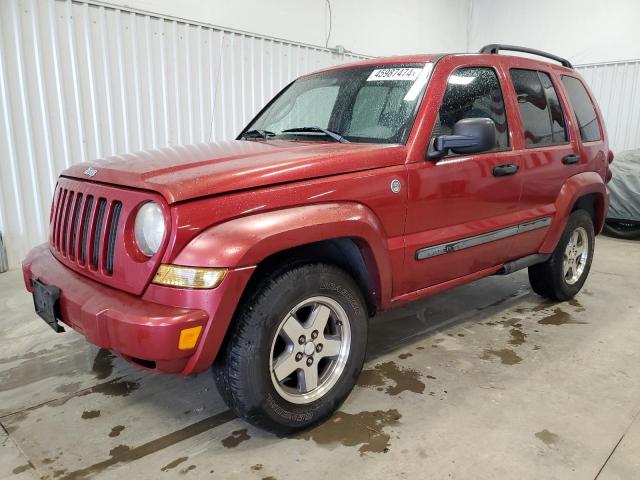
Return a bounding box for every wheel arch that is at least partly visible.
[571,192,606,232]
[539,172,608,253]
[246,238,380,316]
[172,202,392,311]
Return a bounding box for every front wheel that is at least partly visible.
[528,210,595,301]
[212,263,368,434]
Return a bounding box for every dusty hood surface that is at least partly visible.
[62,140,405,203]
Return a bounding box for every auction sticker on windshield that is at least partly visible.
[367,68,422,82]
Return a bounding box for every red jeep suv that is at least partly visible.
[23,45,612,433]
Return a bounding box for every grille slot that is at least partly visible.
[51,188,62,244]
[91,198,107,269]
[60,191,74,255]
[53,189,67,249]
[69,193,83,259]
[79,196,94,264]
[106,202,122,275]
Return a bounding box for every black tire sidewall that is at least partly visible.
[604,220,640,240]
[223,264,367,433]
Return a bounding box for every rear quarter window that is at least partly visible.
[561,75,601,142]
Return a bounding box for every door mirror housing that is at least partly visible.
[428,117,497,160]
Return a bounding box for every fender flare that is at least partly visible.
[173,202,393,306]
[540,171,608,253]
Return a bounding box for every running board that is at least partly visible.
[496,253,551,275]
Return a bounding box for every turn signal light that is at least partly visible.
[178,326,203,350]
[152,265,227,289]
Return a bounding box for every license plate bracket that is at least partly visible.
[32,279,65,333]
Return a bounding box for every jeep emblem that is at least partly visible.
[83,167,97,177]
[390,179,401,194]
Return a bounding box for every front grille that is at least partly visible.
[50,187,122,275]
[49,177,166,296]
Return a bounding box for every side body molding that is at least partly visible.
[173,202,394,308]
[539,171,608,253]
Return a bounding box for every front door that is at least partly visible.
[401,64,521,294]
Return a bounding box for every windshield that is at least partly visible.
[242,63,433,144]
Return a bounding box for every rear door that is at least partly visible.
[401,62,522,294]
[506,68,582,258]
[560,74,608,176]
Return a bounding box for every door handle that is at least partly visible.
[492,164,519,177]
[562,154,580,165]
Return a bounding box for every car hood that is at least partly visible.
[62,140,405,203]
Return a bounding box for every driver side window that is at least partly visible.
[432,67,509,152]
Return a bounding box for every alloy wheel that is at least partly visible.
[563,226,589,285]
[269,296,351,404]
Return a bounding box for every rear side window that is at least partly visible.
[509,69,567,147]
[433,67,509,151]
[561,75,601,142]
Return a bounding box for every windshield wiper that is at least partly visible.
[240,129,276,140]
[281,126,350,144]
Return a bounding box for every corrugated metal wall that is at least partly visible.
[0,0,367,270]
[576,60,640,154]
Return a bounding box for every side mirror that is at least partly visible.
[428,118,497,160]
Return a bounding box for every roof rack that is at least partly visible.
[479,44,573,69]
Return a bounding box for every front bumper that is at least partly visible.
[23,245,254,375]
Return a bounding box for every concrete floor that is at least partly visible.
[1,235,639,480]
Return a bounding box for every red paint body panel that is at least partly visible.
[390,264,504,308]
[402,149,523,291]
[161,155,409,309]
[62,141,408,204]
[23,52,610,375]
[142,267,255,375]
[539,172,608,252]
[23,245,207,373]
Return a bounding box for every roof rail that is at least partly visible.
[479,44,573,69]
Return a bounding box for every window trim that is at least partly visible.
[430,65,512,158]
[509,68,570,149]
[560,74,603,144]
[537,70,570,146]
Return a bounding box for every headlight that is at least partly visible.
[134,202,165,257]
[153,265,227,289]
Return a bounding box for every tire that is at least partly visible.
[212,263,368,435]
[528,210,595,301]
[603,220,640,240]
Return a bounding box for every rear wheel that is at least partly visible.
[212,263,367,434]
[528,210,594,301]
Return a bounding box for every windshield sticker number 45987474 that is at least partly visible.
[367,68,422,82]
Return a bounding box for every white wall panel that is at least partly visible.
[576,60,640,154]
[0,0,368,270]
[469,0,640,65]
[105,0,472,58]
